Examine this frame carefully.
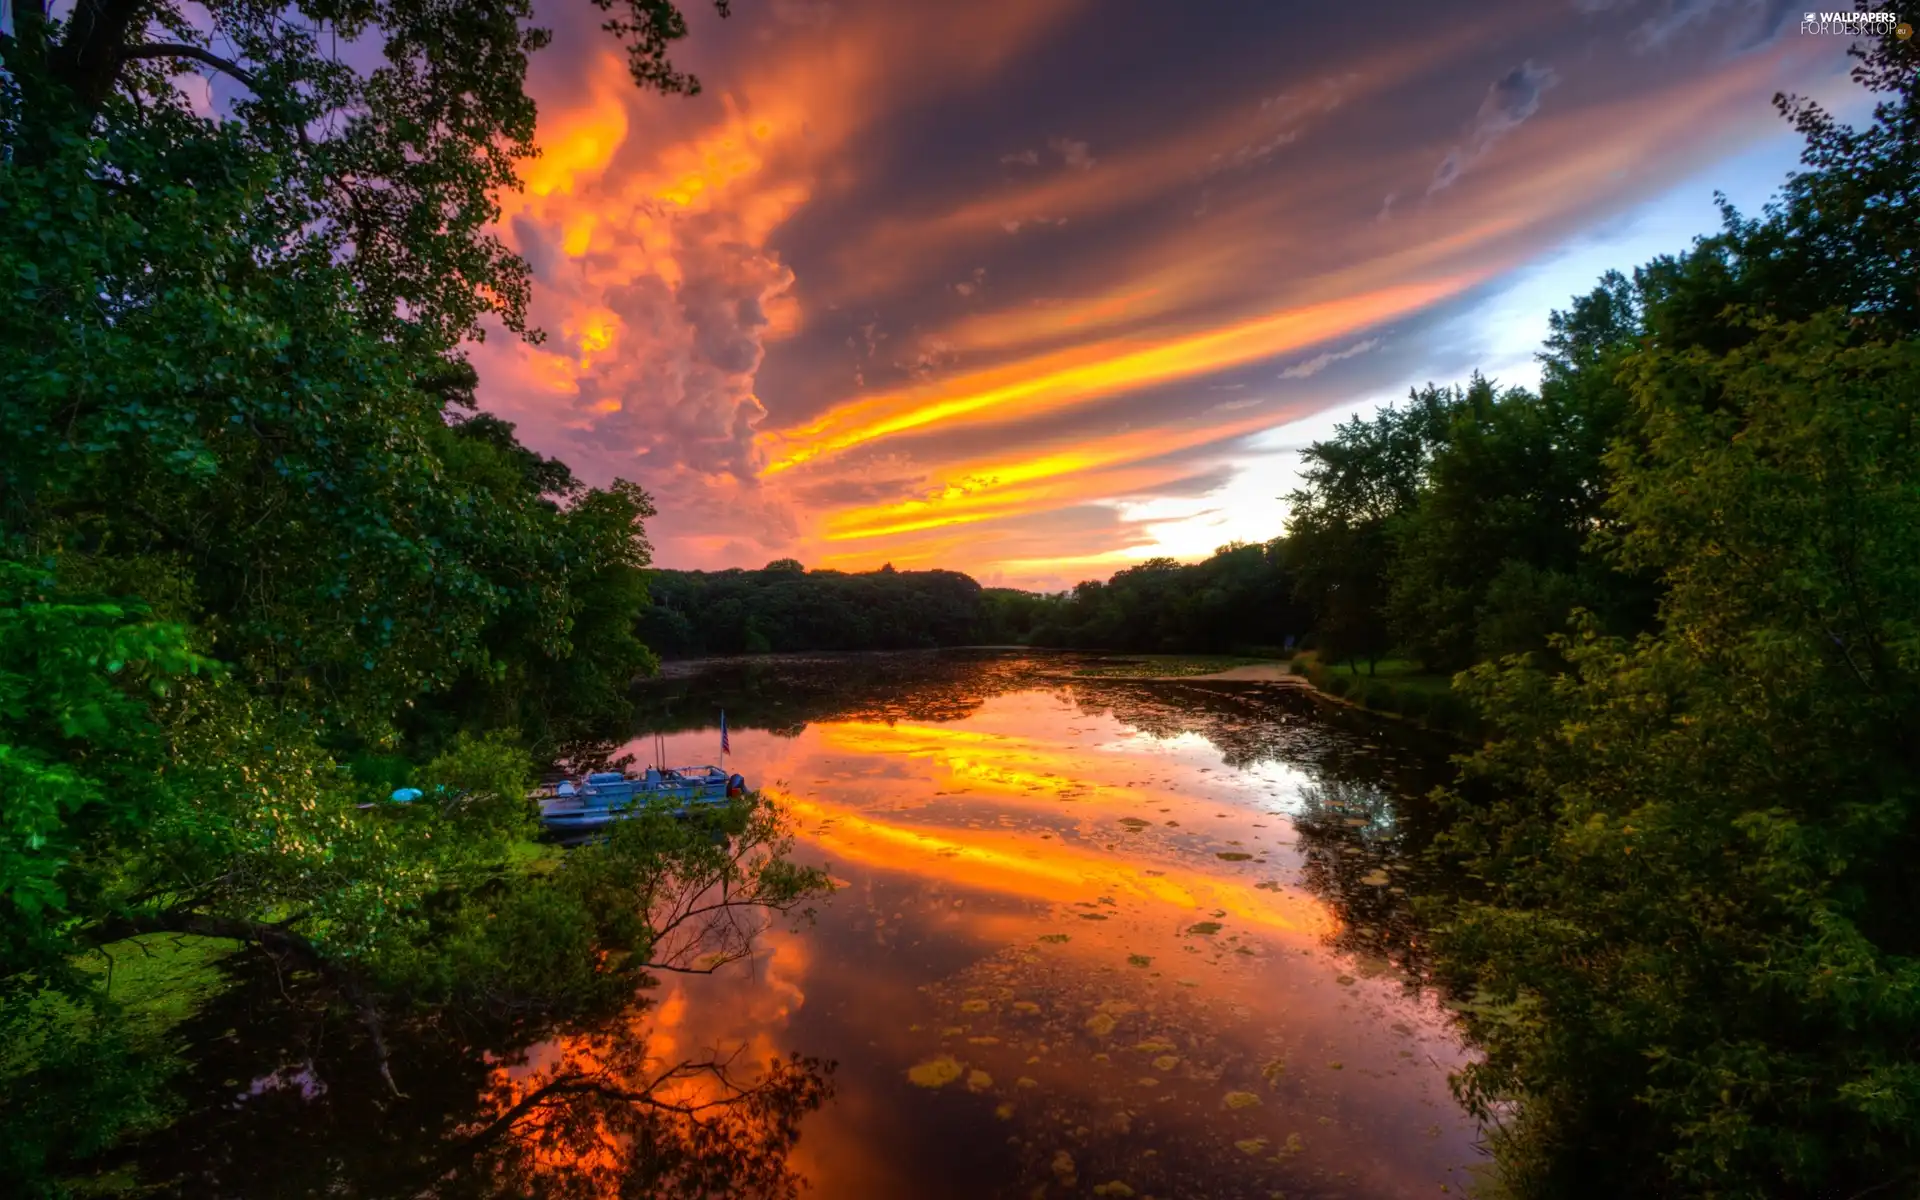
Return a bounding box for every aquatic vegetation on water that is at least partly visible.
[907,1056,965,1088]
[1223,1090,1262,1109]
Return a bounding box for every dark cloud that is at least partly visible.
[1429,61,1558,194]
[474,0,1853,578]
[791,474,933,507]
[1118,465,1238,499]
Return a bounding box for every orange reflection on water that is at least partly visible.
[772,788,1338,944]
[603,678,1479,1198]
[810,719,1146,806]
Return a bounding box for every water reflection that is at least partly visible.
[626,652,1479,1198]
[125,652,1478,1198]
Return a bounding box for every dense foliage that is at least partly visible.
[0,2,831,1196]
[1284,324,1647,674]
[640,561,991,655]
[1027,541,1310,655]
[1407,17,1920,1198]
[636,544,1311,660]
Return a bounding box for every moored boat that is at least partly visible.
[535,764,747,834]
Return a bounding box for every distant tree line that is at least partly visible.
[638,561,992,655]
[634,542,1316,660]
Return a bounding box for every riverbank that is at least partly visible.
[1289,654,1480,737]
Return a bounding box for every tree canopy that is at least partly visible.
[1,2,833,1195]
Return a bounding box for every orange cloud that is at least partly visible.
[765,274,1484,475]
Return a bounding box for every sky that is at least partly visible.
[465,0,1869,591]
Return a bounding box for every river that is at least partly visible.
[622,650,1482,1198]
[144,649,1483,1198]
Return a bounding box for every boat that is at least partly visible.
[535,764,747,834]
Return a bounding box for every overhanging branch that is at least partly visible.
[119,42,266,94]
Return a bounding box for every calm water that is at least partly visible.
[624,651,1480,1198]
[144,651,1483,1198]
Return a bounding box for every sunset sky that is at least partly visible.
[467,0,1863,591]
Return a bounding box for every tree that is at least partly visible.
[1285,383,1459,670]
[0,1,838,1193]
[1430,17,1920,1194]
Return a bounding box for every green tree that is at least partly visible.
[1430,19,1920,1194]
[1,1,837,1193]
[1285,383,1458,670]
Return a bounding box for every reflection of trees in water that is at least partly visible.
[628,651,1460,995]
[1061,673,1454,985]
[1060,680,1332,771]
[628,650,1060,739]
[131,970,831,1199]
[432,1028,831,1200]
[121,804,836,1198]
[1293,778,1437,982]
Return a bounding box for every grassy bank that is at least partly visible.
[1290,654,1480,736]
[1061,652,1286,680]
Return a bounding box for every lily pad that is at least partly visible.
[1092,1183,1136,1197]
[995,1101,1015,1120]
[1037,933,1072,944]
[1151,1054,1179,1072]
[1235,1137,1269,1156]
[907,1055,964,1089]
[1223,1090,1263,1110]
[1187,921,1223,936]
[1133,1040,1176,1054]
[966,1069,994,1091]
[1013,1000,1042,1015]
[1216,852,1253,862]
[1085,1012,1118,1037]
[959,999,992,1014]
[1127,954,1152,968]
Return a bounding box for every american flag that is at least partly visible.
[720,710,730,755]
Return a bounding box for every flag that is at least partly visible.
[720,710,730,755]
